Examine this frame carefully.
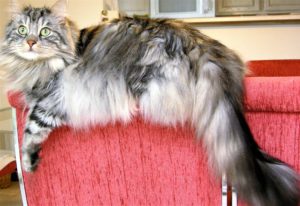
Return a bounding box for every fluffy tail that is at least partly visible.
[226,95,299,206]
[193,59,300,206]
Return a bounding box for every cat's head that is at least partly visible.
[0,0,79,92]
[1,0,78,63]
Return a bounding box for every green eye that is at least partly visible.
[40,27,51,37]
[18,25,28,36]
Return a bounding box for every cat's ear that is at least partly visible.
[51,0,68,20]
[9,0,22,18]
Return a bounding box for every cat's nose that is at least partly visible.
[27,39,37,48]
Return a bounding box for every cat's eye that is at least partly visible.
[18,25,28,36]
[40,27,52,37]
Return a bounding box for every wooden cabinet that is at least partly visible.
[150,0,215,18]
[217,0,260,15]
[264,0,300,13]
[216,0,300,16]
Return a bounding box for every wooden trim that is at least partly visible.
[181,14,300,25]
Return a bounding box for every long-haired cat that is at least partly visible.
[0,0,299,205]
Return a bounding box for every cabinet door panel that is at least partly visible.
[216,0,260,16]
[264,0,300,12]
[119,0,149,16]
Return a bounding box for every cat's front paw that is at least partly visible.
[22,148,40,172]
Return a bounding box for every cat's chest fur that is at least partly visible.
[4,57,66,105]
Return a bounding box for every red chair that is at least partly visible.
[8,60,300,206]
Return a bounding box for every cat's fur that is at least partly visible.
[0,0,299,205]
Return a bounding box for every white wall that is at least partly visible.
[26,0,103,29]
[0,0,9,34]
[0,0,10,110]
[0,0,103,30]
[0,0,12,150]
[199,24,300,61]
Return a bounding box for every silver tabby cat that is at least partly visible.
[0,0,299,205]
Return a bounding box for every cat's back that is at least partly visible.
[79,17,208,66]
[75,17,244,92]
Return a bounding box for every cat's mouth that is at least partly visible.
[14,46,55,61]
[17,50,40,61]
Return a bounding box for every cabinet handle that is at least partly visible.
[101,10,108,16]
